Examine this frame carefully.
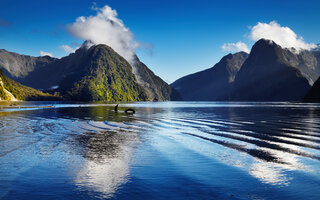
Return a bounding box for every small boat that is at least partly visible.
[114,104,135,114]
[124,108,135,114]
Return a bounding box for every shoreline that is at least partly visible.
[0,104,54,110]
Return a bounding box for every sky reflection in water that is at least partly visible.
[0,102,319,199]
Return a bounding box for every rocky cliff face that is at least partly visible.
[171,52,248,101]
[277,47,320,85]
[133,56,180,101]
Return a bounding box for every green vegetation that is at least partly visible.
[0,85,9,100]
[0,69,61,101]
[60,45,148,101]
[0,42,177,102]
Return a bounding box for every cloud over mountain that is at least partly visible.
[249,21,316,51]
[222,21,316,53]
[40,51,53,57]
[67,5,138,63]
[222,42,249,53]
[60,45,77,54]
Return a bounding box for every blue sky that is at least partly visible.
[1,0,320,83]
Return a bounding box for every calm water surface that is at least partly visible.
[0,102,319,200]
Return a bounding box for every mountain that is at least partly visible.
[133,56,181,101]
[172,39,320,102]
[0,42,176,101]
[0,69,59,101]
[171,52,248,101]
[1,45,147,101]
[44,44,147,101]
[0,49,56,79]
[303,77,320,102]
[231,39,318,101]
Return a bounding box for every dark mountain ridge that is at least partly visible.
[0,49,56,79]
[172,39,320,102]
[231,39,316,101]
[171,52,248,101]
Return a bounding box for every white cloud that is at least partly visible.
[60,45,77,54]
[222,41,250,53]
[40,51,53,57]
[249,21,316,50]
[67,5,138,64]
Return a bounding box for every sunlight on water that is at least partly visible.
[0,101,319,199]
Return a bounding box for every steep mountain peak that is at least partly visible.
[76,42,119,58]
[250,39,282,55]
[56,42,147,101]
[231,39,313,101]
[253,38,307,54]
[251,39,320,85]
[1,42,176,102]
[80,40,95,50]
[255,38,276,46]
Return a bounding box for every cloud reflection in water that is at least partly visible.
[74,130,139,198]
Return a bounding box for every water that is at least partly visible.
[0,101,319,200]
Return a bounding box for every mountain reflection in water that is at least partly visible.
[0,102,319,200]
